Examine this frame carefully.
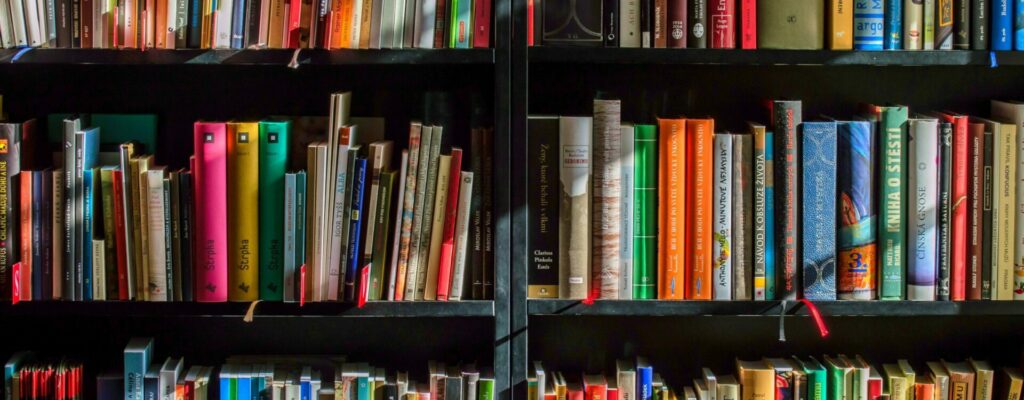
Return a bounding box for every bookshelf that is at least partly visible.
[529,48,1024,66]
[0,48,497,65]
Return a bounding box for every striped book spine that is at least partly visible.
[801,121,838,301]
[593,99,622,299]
[633,124,658,299]
[732,133,753,300]
[396,123,422,301]
[686,118,714,299]
[837,120,877,300]
[658,118,685,300]
[193,122,228,302]
[907,118,939,301]
[712,133,732,300]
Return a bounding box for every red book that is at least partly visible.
[966,120,984,300]
[939,112,969,301]
[473,0,491,47]
[20,171,31,301]
[287,0,303,47]
[654,0,667,47]
[568,382,585,400]
[607,388,619,400]
[740,0,755,48]
[709,0,734,48]
[434,0,450,48]
[82,0,94,47]
[583,375,607,400]
[527,0,534,46]
[112,170,129,300]
[193,122,228,302]
[867,372,883,400]
[436,148,464,301]
[667,0,686,48]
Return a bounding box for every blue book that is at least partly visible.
[4,351,32,398]
[837,121,877,300]
[124,337,153,400]
[237,365,252,400]
[74,127,99,300]
[346,159,368,300]
[884,0,903,49]
[31,171,43,300]
[800,121,838,301]
[637,358,653,400]
[230,0,246,48]
[253,365,266,400]
[219,364,233,400]
[994,0,1013,49]
[82,168,93,300]
[187,0,203,47]
[302,367,314,400]
[1016,0,1024,49]
[764,132,776,300]
[854,0,885,49]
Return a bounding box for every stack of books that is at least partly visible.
[527,99,1024,301]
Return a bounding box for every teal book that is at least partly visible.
[4,351,32,399]
[48,113,158,151]
[83,168,94,300]
[795,356,828,400]
[357,367,371,400]
[877,106,909,300]
[633,124,657,299]
[295,171,307,288]
[450,0,473,48]
[258,121,290,301]
[124,337,153,400]
[284,172,298,302]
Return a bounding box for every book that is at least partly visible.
[124,337,153,400]
[363,141,395,294]
[620,124,635,300]
[424,154,452,300]
[18,171,32,302]
[0,123,19,302]
[135,155,153,302]
[436,150,463,301]
[991,121,1016,300]
[179,171,193,302]
[875,105,909,300]
[830,0,853,49]
[992,0,1011,49]
[736,360,773,400]
[936,0,953,48]
[527,116,559,298]
[937,121,953,300]
[970,360,994,400]
[999,369,1022,400]
[968,121,985,300]
[731,133,752,301]
[77,127,100,301]
[903,0,923,49]
[194,122,228,302]
[712,132,732,300]
[667,0,686,48]
[118,142,138,300]
[944,361,976,400]
[751,123,773,300]
[709,0,735,47]
[757,0,824,49]
[227,122,260,302]
[146,167,168,301]
[971,0,987,49]
[637,358,653,400]
[884,0,902,48]
[989,101,1024,299]
[258,121,290,301]
[739,0,755,48]
[658,118,685,300]
[346,157,368,301]
[559,116,592,299]
[686,118,713,300]
[928,362,951,400]
[621,0,641,47]
[953,0,970,48]
[923,0,935,48]
[689,0,707,48]
[836,120,876,300]
[935,112,969,300]
[634,124,658,300]
[100,167,117,300]
[450,171,474,301]
[770,100,801,299]
[406,126,434,300]
[593,98,622,299]
[542,0,603,45]
[801,121,837,301]
[414,126,444,300]
[396,123,424,301]
[907,118,939,300]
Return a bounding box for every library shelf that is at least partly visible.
[0,300,496,318]
[526,299,1024,317]
[0,48,496,66]
[528,47,1024,66]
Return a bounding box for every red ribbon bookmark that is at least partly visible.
[581,287,599,305]
[11,262,20,305]
[799,298,829,338]
[358,264,371,308]
[299,264,307,307]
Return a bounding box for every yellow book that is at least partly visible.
[228,122,260,301]
[829,0,853,49]
[994,123,1017,300]
[201,0,213,48]
[423,154,451,300]
[900,360,918,400]
[134,155,152,301]
[886,364,910,400]
[1000,368,1023,400]
[736,359,773,400]
[970,360,994,400]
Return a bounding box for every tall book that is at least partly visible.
[689,0,706,47]
[709,0,735,48]
[436,150,463,301]
[658,118,685,300]
[0,123,19,302]
[450,171,474,301]
[770,100,801,299]
[61,117,82,301]
[405,126,434,300]
[992,0,1011,49]
[593,98,622,299]
[621,0,641,47]
[903,0,923,48]
[923,0,935,48]
[371,170,397,300]
[732,133,752,300]
[712,132,732,300]
[954,0,970,48]
[193,122,228,302]
[326,130,354,301]
[145,168,168,301]
[19,171,32,302]
[258,121,289,301]
[346,158,368,301]
[935,112,969,300]
[100,167,117,300]
[76,127,100,301]
[686,118,714,300]
[830,0,853,49]
[874,105,909,300]
[836,120,876,300]
[124,337,153,400]
[620,125,635,300]
[634,124,658,300]
[283,172,297,302]
[527,116,559,299]
[363,140,395,291]
[179,171,193,302]
[907,118,939,300]
[227,122,260,302]
[307,143,329,301]
[936,121,953,300]
[118,142,138,300]
[968,121,985,300]
[396,123,423,301]
[757,0,824,49]
[559,116,592,299]
[800,121,838,300]
[750,123,773,300]
[971,0,987,49]
[423,154,452,301]
[414,126,444,300]
[991,121,1016,300]
[135,155,153,302]
[739,0,755,48]
[386,151,408,300]
[884,0,903,48]
[667,0,686,48]
[989,100,1024,299]
[936,0,953,48]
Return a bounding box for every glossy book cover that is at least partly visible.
[837,120,877,300]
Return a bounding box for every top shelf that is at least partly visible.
[0,48,496,66]
[0,300,496,318]
[529,47,1024,66]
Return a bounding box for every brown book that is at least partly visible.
[667,0,687,47]
[654,0,668,47]
[967,121,984,300]
[943,361,976,400]
[756,0,824,49]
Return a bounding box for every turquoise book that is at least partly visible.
[295,171,307,273]
[48,113,157,151]
[284,172,298,302]
[800,121,838,300]
[796,356,828,400]
[124,337,153,400]
[258,121,290,301]
[853,0,884,49]
[878,106,909,300]
[450,0,473,48]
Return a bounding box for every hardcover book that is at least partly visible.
[658,118,686,300]
[712,133,733,300]
[559,116,592,299]
[740,0,755,48]
[709,0,735,47]
[258,121,289,301]
[991,121,1016,300]
[935,112,969,300]
[989,100,1024,299]
[146,168,168,301]
[757,0,824,49]
[542,0,603,46]
[854,0,884,49]
[0,123,19,302]
[634,124,658,300]
[934,122,953,300]
[193,122,228,302]
[396,123,423,301]
[923,0,935,48]
[837,120,876,300]
[770,100,801,300]
[992,0,1011,49]
[124,337,153,400]
[968,121,985,300]
[954,0,970,48]
[654,0,667,47]
[593,99,622,299]
[971,0,987,49]
[936,0,954,48]
[689,0,706,47]
[732,133,752,300]
[907,118,939,301]
[1016,0,1024,49]
[436,150,463,301]
[667,0,686,48]
[449,171,474,300]
[686,118,714,300]
[750,123,773,300]
[800,121,837,301]
[884,0,903,48]
[620,125,635,300]
[227,122,260,302]
[423,154,452,301]
[905,0,924,48]
[621,0,641,46]
[873,105,909,300]
[830,0,852,49]
[527,117,560,299]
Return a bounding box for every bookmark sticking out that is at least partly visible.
[581,286,599,305]
[358,264,371,308]
[299,264,307,307]
[991,52,998,68]
[778,299,787,342]
[243,300,262,323]
[11,262,20,304]
[11,48,32,62]
[288,49,302,69]
[799,298,830,338]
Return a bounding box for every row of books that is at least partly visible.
[531,0,1024,50]
[526,99,1024,301]
[527,356,1023,400]
[0,0,492,49]
[2,355,83,400]
[0,92,496,303]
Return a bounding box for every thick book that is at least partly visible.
[830,0,852,49]
[258,121,289,301]
[686,118,714,300]
[414,126,445,300]
[406,126,434,300]
[688,0,706,47]
[971,0,987,48]
[908,118,939,300]
[853,0,883,49]
[737,360,774,400]
[837,120,877,300]
[757,0,824,49]
[620,125,635,300]
[559,116,592,299]
[989,100,1024,300]
[634,124,658,299]
[227,122,260,302]
[527,116,559,299]
[436,150,463,301]
[884,0,903,48]
[992,0,1011,49]
[658,118,686,300]
[593,98,622,299]
[903,0,923,48]
[937,121,954,300]
[124,337,153,400]
[712,132,733,300]
[941,112,971,301]
[61,117,82,301]
[991,121,1016,300]
[709,0,735,47]
[542,0,603,45]
[667,0,686,48]
[751,123,773,300]
[193,122,228,302]
[800,121,838,301]
[0,124,19,301]
[770,100,801,300]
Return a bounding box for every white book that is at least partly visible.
[701,368,717,400]
[392,0,407,47]
[350,0,364,47]
[9,0,29,46]
[402,0,417,47]
[619,0,640,47]
[993,121,1017,300]
[990,100,1024,300]
[593,99,621,299]
[22,0,42,46]
[619,124,635,300]
[326,136,350,301]
[559,116,592,300]
[413,0,435,48]
[165,0,178,48]
[397,124,423,300]
[159,358,183,400]
[713,133,733,300]
[902,0,922,49]
[907,118,938,300]
[386,150,409,300]
[450,171,474,301]
[0,0,14,47]
[146,168,168,301]
[213,0,234,48]
[379,0,395,47]
[92,238,106,300]
[616,360,636,400]
[36,0,48,46]
[369,0,385,48]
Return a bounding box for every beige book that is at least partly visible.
[92,238,106,300]
[716,375,739,400]
[423,154,451,300]
[736,360,773,400]
[146,167,168,301]
[449,171,474,301]
[413,126,443,300]
[404,125,434,300]
[993,123,1017,300]
[899,360,917,400]
[885,364,909,400]
[559,116,592,299]
[927,362,951,400]
[52,169,63,299]
[989,100,1024,300]
[134,155,152,301]
[970,360,994,400]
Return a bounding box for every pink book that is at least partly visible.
[435,148,463,301]
[473,0,491,48]
[194,122,228,302]
[740,0,756,49]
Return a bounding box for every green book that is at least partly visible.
[824,356,851,400]
[878,106,909,300]
[47,113,158,151]
[633,124,657,299]
[369,170,396,300]
[100,166,118,299]
[258,121,290,300]
[478,369,495,400]
[795,356,828,400]
[449,0,472,48]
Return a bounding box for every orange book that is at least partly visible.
[328,0,347,48]
[915,378,935,400]
[154,0,168,48]
[685,118,714,299]
[658,118,686,300]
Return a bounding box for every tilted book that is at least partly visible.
[346,158,368,301]
[193,122,228,302]
[370,170,397,300]
[227,122,260,302]
[593,98,622,299]
[770,100,801,300]
[363,140,394,296]
[658,118,685,300]
[712,132,733,300]
[907,118,939,301]
[633,124,658,300]
[732,133,753,300]
[527,117,560,298]
[258,121,290,301]
[686,118,714,300]
[620,125,635,300]
[800,121,837,301]
[989,100,1024,299]
[559,116,592,299]
[837,120,877,300]
[386,151,409,300]
[750,123,774,300]
[423,154,452,301]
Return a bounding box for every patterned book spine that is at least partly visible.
[732,133,753,300]
[1016,0,1024,49]
[527,117,560,299]
[406,126,434,300]
[710,0,735,48]
[658,118,686,300]
[936,0,954,48]
[937,122,953,300]
[879,106,908,300]
[712,133,732,300]
[992,0,1011,49]
[559,116,592,300]
[854,0,884,49]
[801,121,837,301]
[993,123,1016,299]
[907,119,939,301]
[904,0,923,48]
[634,124,658,300]
[752,125,772,300]
[771,100,801,300]
[620,125,635,300]
[396,123,422,301]
[923,0,934,48]
[884,0,903,48]
[227,122,260,302]
[593,99,622,299]
[258,121,289,301]
[686,118,714,299]
[193,122,228,302]
[838,121,876,300]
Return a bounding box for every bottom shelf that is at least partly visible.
[527,299,1024,316]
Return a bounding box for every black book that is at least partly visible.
[481,126,494,300]
[71,0,81,47]
[245,0,265,47]
[526,116,559,299]
[688,0,706,48]
[534,0,543,45]
[542,0,603,46]
[175,0,188,47]
[170,171,183,301]
[980,122,994,299]
[41,169,53,300]
[0,123,20,302]
[186,0,203,47]
[445,368,464,400]
[937,121,953,301]
[604,0,619,46]
[971,0,987,49]
[179,170,194,301]
[770,100,801,301]
[954,0,971,48]
[641,0,651,46]
[31,171,43,300]
[56,0,73,47]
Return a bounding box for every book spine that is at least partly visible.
[658,119,685,300]
[634,124,658,299]
[386,153,409,300]
[620,0,641,46]
[396,125,422,300]
[605,0,619,46]
[980,124,994,300]
[688,0,705,47]
[179,172,193,301]
[283,173,296,301]
[686,119,714,299]
[19,171,30,301]
[950,115,969,300]
[415,130,443,299]
[162,179,174,300]
[527,118,559,299]
[884,0,902,48]
[244,0,262,47]
[923,0,934,48]
[559,117,592,300]
[327,145,351,301]
[423,154,452,300]
[994,124,1016,300]
[436,151,462,300]
[641,0,651,46]
[903,0,922,48]
[879,107,908,300]
[593,99,622,299]
[112,173,127,296]
[993,0,1011,48]
[712,133,732,300]
[908,119,939,301]
[937,122,953,300]
[472,0,490,47]
[666,0,685,47]
[371,171,397,299]
[450,172,473,300]
[62,120,77,301]
[969,122,985,300]
[654,0,667,47]
[346,158,367,300]
[837,121,877,300]
[771,101,801,300]
[42,171,53,300]
[230,0,246,47]
[32,171,43,301]
[0,126,17,302]
[406,128,433,300]
[739,0,754,48]
[830,0,853,49]
[227,123,259,301]
[801,121,838,301]
[432,0,448,47]
[482,128,495,299]
[258,122,289,301]
[101,169,116,299]
[82,169,93,300]
[936,0,954,48]
[146,171,167,301]
[1016,0,1024,49]
[75,133,87,300]
[732,133,753,300]
[953,0,969,47]
[295,171,307,296]
[753,128,770,300]
[194,123,228,302]
[186,0,202,46]
[971,0,987,48]
[620,126,635,300]
[52,170,62,299]
[709,0,733,47]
